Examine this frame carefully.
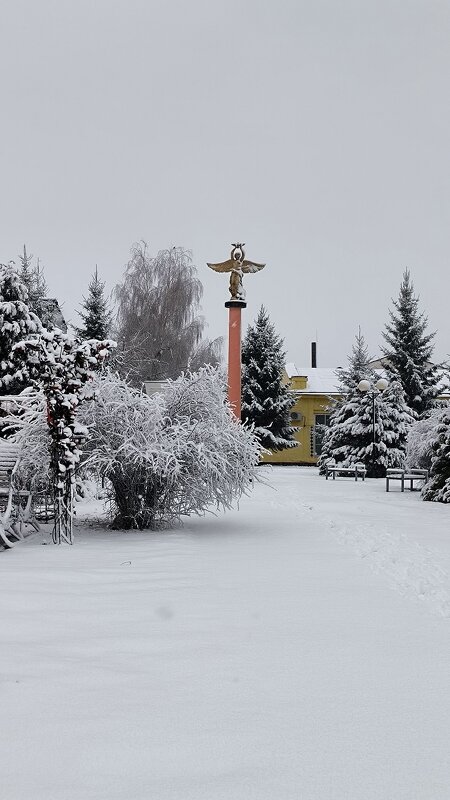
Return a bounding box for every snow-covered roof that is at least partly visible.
[286,362,450,398]
[286,365,341,394]
[285,362,298,379]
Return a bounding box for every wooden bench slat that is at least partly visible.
[0,442,40,550]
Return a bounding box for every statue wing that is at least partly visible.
[207,259,234,273]
[241,260,266,274]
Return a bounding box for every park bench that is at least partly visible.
[325,463,366,481]
[0,442,40,549]
[385,468,429,493]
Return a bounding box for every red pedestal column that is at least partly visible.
[225,300,246,419]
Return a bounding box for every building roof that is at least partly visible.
[285,365,341,394]
[286,361,450,398]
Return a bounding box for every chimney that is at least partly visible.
[311,341,317,368]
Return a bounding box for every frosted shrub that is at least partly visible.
[2,390,51,493]
[80,367,262,529]
[406,408,447,471]
[422,407,450,504]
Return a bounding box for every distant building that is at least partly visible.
[264,358,450,466]
[263,364,341,465]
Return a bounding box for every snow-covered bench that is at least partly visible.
[325,464,366,481]
[0,443,40,549]
[385,468,429,493]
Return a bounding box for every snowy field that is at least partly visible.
[1,467,450,800]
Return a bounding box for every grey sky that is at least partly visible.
[1,0,449,367]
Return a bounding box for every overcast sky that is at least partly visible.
[1,0,449,368]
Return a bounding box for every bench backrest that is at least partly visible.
[0,444,20,487]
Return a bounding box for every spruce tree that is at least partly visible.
[241,305,296,451]
[383,269,439,416]
[0,262,42,395]
[421,409,450,503]
[30,258,48,318]
[18,246,48,319]
[18,245,34,296]
[319,330,413,477]
[377,379,415,468]
[74,266,112,340]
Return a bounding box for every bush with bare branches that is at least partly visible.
[80,367,262,529]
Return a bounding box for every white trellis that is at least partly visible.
[9,330,115,544]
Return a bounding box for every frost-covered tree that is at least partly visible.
[18,246,48,320]
[10,329,115,542]
[319,331,413,477]
[18,245,34,295]
[74,266,112,340]
[406,408,448,471]
[0,262,42,395]
[382,269,439,416]
[79,366,261,529]
[377,379,415,468]
[114,242,222,386]
[1,390,51,495]
[241,306,296,451]
[421,408,450,503]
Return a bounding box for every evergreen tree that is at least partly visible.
[383,269,439,416]
[30,258,48,318]
[421,409,450,503]
[74,266,112,340]
[18,246,49,321]
[18,245,34,296]
[377,379,415,468]
[241,305,296,451]
[319,330,413,477]
[0,262,42,395]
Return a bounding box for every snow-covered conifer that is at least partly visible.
[18,246,48,320]
[241,306,296,451]
[0,262,42,395]
[383,269,439,415]
[18,245,34,295]
[74,266,112,340]
[319,331,413,477]
[421,408,450,503]
[376,379,415,469]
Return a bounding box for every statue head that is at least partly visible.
[230,243,245,263]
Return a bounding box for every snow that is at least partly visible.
[2,467,450,799]
[285,364,341,394]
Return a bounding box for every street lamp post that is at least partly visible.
[357,377,389,474]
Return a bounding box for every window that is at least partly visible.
[311,413,331,456]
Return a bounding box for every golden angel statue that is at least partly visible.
[207,243,265,301]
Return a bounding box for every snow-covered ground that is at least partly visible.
[1,467,450,800]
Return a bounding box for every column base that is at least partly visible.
[225,300,247,309]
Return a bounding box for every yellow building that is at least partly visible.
[264,360,450,466]
[263,364,341,465]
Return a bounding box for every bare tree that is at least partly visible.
[114,242,222,385]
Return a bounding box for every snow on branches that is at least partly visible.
[0,262,42,394]
[79,366,262,529]
[10,330,115,542]
[421,407,450,504]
